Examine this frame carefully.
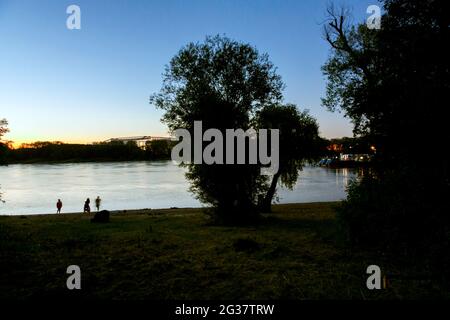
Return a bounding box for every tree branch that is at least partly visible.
[323,5,372,80]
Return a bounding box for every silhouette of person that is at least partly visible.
[84,198,91,213]
[56,199,63,214]
[95,196,102,211]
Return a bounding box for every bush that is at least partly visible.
[337,170,450,282]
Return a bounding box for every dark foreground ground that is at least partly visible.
[0,203,447,300]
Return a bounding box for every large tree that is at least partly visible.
[322,0,450,270]
[323,1,449,167]
[151,35,284,224]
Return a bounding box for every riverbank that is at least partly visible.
[0,202,446,299]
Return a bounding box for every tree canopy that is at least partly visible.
[151,35,284,132]
[322,0,449,166]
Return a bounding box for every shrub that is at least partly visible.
[337,170,450,283]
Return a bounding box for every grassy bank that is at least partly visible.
[0,203,447,300]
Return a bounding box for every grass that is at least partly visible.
[0,202,447,300]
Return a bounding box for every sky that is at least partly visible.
[0,0,377,146]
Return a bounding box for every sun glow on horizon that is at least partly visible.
[10,138,95,149]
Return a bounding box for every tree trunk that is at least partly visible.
[261,171,282,213]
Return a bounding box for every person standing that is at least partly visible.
[56,199,63,214]
[84,198,91,213]
[95,196,102,212]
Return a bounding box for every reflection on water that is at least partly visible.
[277,166,356,204]
[0,161,357,215]
[337,167,350,188]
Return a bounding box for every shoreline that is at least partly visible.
[0,201,342,217]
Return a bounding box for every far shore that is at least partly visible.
[2,158,172,165]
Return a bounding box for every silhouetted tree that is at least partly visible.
[0,118,9,202]
[256,104,321,212]
[322,0,450,276]
[151,35,284,224]
[0,119,8,140]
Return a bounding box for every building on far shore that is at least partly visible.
[104,136,173,150]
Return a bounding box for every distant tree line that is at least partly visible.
[0,139,174,164]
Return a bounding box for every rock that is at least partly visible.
[91,210,110,223]
[233,238,260,252]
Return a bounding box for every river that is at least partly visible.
[0,161,357,215]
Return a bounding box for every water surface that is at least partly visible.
[0,161,357,215]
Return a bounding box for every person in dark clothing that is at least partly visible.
[56,199,63,214]
[95,196,102,212]
[84,198,91,213]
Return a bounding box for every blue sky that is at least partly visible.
[0,0,377,145]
